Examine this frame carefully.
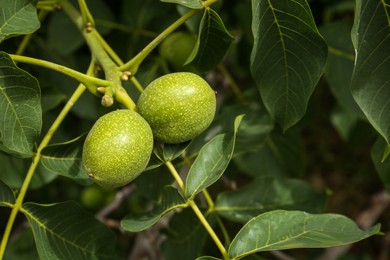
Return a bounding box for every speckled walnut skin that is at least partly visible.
[136,72,216,144]
[82,109,154,189]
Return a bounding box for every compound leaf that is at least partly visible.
[22,201,120,260]
[350,0,390,143]
[229,210,381,259]
[0,52,41,157]
[0,0,40,43]
[251,0,328,130]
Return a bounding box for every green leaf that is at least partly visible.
[228,210,381,259]
[383,144,390,162]
[215,176,327,223]
[350,0,390,143]
[0,0,40,43]
[161,208,209,260]
[185,115,244,199]
[156,140,191,162]
[195,257,221,260]
[39,135,92,186]
[3,229,39,260]
[219,102,274,155]
[160,0,202,9]
[135,167,175,201]
[22,201,120,260]
[41,88,67,113]
[177,5,203,33]
[233,128,305,178]
[187,8,234,72]
[330,106,359,141]
[0,151,57,189]
[0,52,42,157]
[0,180,15,207]
[320,21,364,119]
[371,138,390,194]
[250,0,328,130]
[121,186,186,232]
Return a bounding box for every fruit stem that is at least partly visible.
[165,161,229,260]
[118,0,218,75]
[0,60,95,258]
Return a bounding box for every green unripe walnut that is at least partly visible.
[82,109,154,189]
[80,185,106,209]
[159,32,197,72]
[136,72,216,144]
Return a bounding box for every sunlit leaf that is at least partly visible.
[160,0,202,9]
[0,52,41,157]
[350,0,390,143]
[0,180,15,207]
[0,0,40,43]
[185,115,244,199]
[251,0,328,130]
[187,8,234,72]
[39,135,92,185]
[229,210,381,259]
[215,176,327,223]
[371,138,390,194]
[121,186,186,232]
[22,201,120,259]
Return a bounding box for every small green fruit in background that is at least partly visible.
[136,72,216,144]
[80,185,106,209]
[159,31,197,71]
[82,109,154,189]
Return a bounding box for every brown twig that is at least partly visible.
[96,184,136,221]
